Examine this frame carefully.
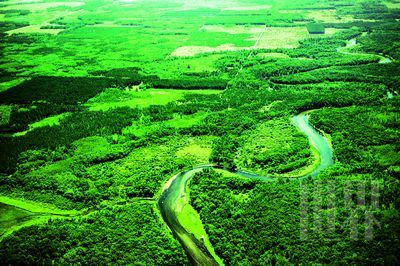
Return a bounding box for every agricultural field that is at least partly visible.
[0,0,399,265]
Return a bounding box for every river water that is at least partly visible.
[158,112,334,265]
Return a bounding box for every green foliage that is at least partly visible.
[271,63,400,88]
[0,134,211,209]
[0,0,399,264]
[190,170,400,265]
[0,107,139,173]
[0,77,114,105]
[235,118,312,175]
[210,135,240,170]
[307,23,325,34]
[358,23,400,60]
[310,101,400,173]
[0,103,80,133]
[0,202,187,265]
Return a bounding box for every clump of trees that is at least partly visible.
[0,76,114,104]
[189,168,400,265]
[0,202,187,265]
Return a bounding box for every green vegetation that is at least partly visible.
[307,23,325,34]
[234,118,312,176]
[0,196,79,215]
[1,203,34,236]
[0,105,11,125]
[0,78,26,93]
[85,88,222,111]
[0,202,187,265]
[175,179,223,265]
[1,135,215,209]
[13,112,69,137]
[190,169,399,265]
[0,0,399,264]
[0,196,82,241]
[310,102,400,172]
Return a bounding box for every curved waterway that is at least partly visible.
[338,35,393,64]
[0,33,395,264]
[159,34,396,265]
[339,36,396,99]
[158,112,334,265]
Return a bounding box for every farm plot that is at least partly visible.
[6,25,64,35]
[170,25,263,57]
[171,24,336,57]
[0,2,84,11]
[221,5,273,11]
[254,27,309,49]
[200,24,265,35]
[2,1,84,35]
[170,44,251,57]
[305,9,355,23]
[176,0,240,11]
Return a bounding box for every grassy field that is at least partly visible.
[143,54,224,78]
[0,79,27,93]
[13,113,70,137]
[0,196,79,215]
[383,1,400,9]
[166,112,209,129]
[305,9,356,23]
[0,203,34,236]
[0,196,80,241]
[0,0,329,76]
[175,137,214,164]
[85,88,222,111]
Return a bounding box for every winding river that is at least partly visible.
[158,34,397,265]
[339,35,396,97]
[0,33,396,264]
[158,112,334,265]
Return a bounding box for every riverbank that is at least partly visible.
[158,112,334,265]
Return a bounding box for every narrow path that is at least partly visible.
[236,25,267,75]
[248,25,267,58]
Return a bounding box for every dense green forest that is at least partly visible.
[189,168,399,265]
[0,202,188,265]
[0,0,399,264]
